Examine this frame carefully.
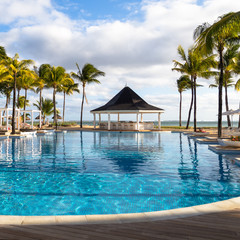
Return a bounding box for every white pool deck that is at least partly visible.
[0,129,240,226]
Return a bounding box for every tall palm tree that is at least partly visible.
[0,65,12,108]
[173,45,216,131]
[177,75,192,127]
[61,80,80,123]
[1,54,34,134]
[0,47,10,109]
[34,64,51,114]
[194,12,240,137]
[44,65,72,128]
[0,80,12,108]
[19,71,37,111]
[71,63,105,128]
[209,43,238,127]
[33,98,54,124]
[232,52,240,127]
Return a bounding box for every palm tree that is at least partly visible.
[0,46,7,60]
[18,96,29,109]
[177,75,192,127]
[44,65,72,128]
[194,12,240,137]
[61,80,80,123]
[0,65,12,108]
[34,98,54,124]
[232,52,240,127]
[1,54,34,134]
[0,47,10,109]
[34,64,51,114]
[173,45,216,131]
[19,71,37,111]
[71,63,105,128]
[209,43,238,127]
[0,80,12,108]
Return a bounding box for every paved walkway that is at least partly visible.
[0,208,240,239]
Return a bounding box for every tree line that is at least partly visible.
[0,48,105,134]
[173,11,240,138]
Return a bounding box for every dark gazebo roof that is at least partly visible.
[91,86,164,113]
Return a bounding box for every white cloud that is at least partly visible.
[1,0,240,121]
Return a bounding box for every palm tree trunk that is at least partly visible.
[23,89,27,123]
[39,89,42,114]
[5,95,8,108]
[80,85,85,128]
[179,92,182,127]
[186,78,194,129]
[53,87,57,130]
[4,95,9,124]
[11,72,16,134]
[63,91,65,123]
[224,84,231,127]
[238,102,240,128]
[17,88,20,108]
[193,76,197,132]
[218,47,224,138]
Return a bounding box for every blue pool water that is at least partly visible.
[0,131,240,216]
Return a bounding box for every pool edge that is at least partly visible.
[0,197,240,225]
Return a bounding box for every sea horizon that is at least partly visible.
[67,120,239,128]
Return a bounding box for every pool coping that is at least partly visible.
[0,197,240,225]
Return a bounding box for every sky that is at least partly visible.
[0,0,240,122]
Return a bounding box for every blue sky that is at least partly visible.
[53,0,143,21]
[0,0,240,122]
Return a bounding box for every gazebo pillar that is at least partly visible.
[136,114,139,131]
[93,113,96,129]
[158,112,161,130]
[99,114,101,124]
[108,113,111,130]
[141,113,143,122]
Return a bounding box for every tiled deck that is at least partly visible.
[0,208,240,239]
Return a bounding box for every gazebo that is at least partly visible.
[0,108,42,130]
[90,86,164,131]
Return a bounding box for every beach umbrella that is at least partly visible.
[222,109,235,115]
[230,109,240,115]
[52,114,62,120]
[222,109,240,127]
[35,115,40,120]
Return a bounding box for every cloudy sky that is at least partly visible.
[0,0,240,122]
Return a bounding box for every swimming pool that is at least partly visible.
[0,131,239,216]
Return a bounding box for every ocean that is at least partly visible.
[78,120,239,128]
